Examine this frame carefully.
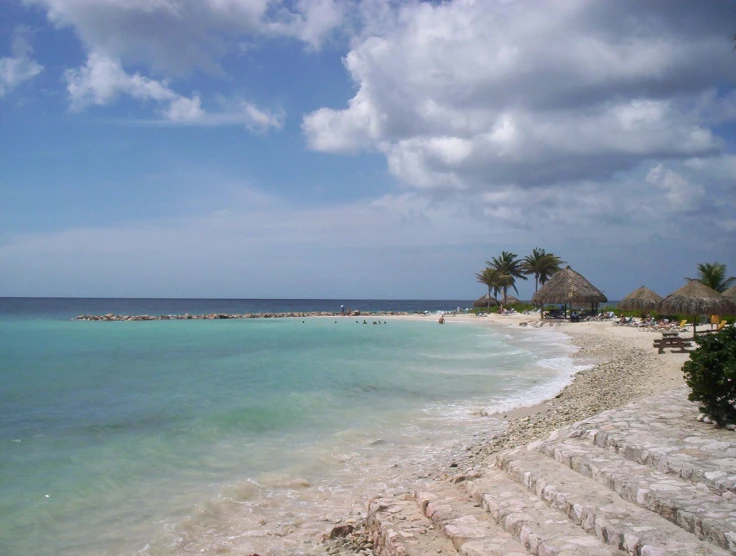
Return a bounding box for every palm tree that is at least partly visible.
[522,248,564,293]
[476,267,515,309]
[687,262,736,293]
[475,268,501,310]
[487,251,527,305]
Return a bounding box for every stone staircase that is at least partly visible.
[366,388,736,555]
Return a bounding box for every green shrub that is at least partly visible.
[682,327,736,423]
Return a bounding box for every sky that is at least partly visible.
[1,0,735,301]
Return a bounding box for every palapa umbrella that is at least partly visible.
[657,280,736,338]
[531,266,607,319]
[472,294,500,308]
[617,286,662,312]
[723,284,736,303]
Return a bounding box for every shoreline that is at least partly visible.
[323,313,692,554]
[57,309,694,554]
[439,314,688,474]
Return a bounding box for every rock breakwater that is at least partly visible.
[72,311,416,321]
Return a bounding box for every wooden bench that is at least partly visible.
[653,336,693,354]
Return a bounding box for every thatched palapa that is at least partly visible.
[657,280,736,337]
[472,295,500,308]
[658,280,736,317]
[473,294,521,308]
[617,286,662,311]
[531,266,607,306]
[723,284,736,303]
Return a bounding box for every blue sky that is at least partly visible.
[1,0,735,300]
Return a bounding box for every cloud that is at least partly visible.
[0,26,44,98]
[0,187,492,297]
[162,99,285,130]
[25,0,347,75]
[645,164,706,211]
[303,0,734,193]
[164,96,206,123]
[65,52,178,109]
[237,102,285,132]
[65,53,283,130]
[2,161,734,298]
[267,0,348,49]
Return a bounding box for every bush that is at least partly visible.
[682,327,736,423]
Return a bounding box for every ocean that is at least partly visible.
[0,298,585,555]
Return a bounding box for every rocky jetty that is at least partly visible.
[72,311,416,321]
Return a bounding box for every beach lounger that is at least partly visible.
[696,320,728,335]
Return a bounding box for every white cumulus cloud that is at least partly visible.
[303,0,734,193]
[66,52,178,109]
[65,53,283,129]
[0,26,44,98]
[25,0,346,75]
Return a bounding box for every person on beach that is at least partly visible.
[340,304,344,315]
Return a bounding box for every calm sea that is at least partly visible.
[0,298,585,555]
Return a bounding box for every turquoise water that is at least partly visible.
[1,314,579,555]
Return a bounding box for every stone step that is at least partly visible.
[415,481,528,555]
[496,445,730,555]
[465,472,624,555]
[546,389,736,497]
[366,493,459,556]
[529,436,736,553]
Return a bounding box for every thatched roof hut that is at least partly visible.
[504,295,521,305]
[723,284,736,303]
[473,295,500,308]
[658,280,736,337]
[658,280,736,316]
[531,266,607,306]
[617,286,662,311]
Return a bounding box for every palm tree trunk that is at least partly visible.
[503,287,508,306]
[487,286,491,310]
[535,274,539,293]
